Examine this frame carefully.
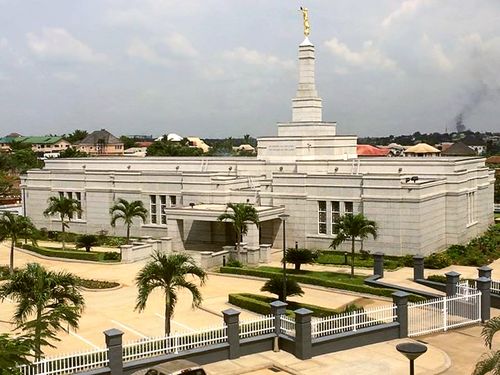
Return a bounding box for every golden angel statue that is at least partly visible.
[300,7,310,36]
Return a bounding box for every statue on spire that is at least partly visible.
[300,7,310,36]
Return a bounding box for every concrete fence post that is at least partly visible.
[478,266,493,280]
[445,271,461,296]
[476,277,491,322]
[413,255,425,281]
[392,291,409,338]
[294,308,313,360]
[104,329,124,375]
[373,252,384,278]
[270,300,287,352]
[222,308,241,359]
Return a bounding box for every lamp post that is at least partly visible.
[396,342,427,375]
[278,213,290,302]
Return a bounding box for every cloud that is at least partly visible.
[26,28,107,64]
[382,0,432,28]
[324,38,398,72]
[126,38,170,66]
[52,71,78,82]
[0,37,7,49]
[164,32,198,58]
[421,34,453,72]
[222,47,294,70]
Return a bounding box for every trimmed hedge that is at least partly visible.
[78,278,120,289]
[18,243,120,263]
[316,251,413,270]
[220,266,425,302]
[229,293,360,317]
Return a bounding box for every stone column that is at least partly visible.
[167,219,184,252]
[294,308,313,360]
[373,252,384,278]
[200,251,213,269]
[238,242,248,264]
[160,237,172,253]
[445,271,461,296]
[392,291,409,338]
[259,244,272,263]
[246,247,260,265]
[223,309,241,359]
[242,223,259,248]
[476,277,491,322]
[478,266,493,279]
[104,328,124,375]
[270,301,287,352]
[119,245,133,263]
[413,255,425,281]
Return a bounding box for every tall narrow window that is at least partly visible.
[150,195,157,224]
[160,195,167,224]
[467,192,475,225]
[318,201,327,234]
[344,202,353,214]
[170,195,177,207]
[75,192,82,219]
[331,201,340,234]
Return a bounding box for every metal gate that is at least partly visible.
[408,290,481,337]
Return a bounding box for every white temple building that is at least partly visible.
[21,35,495,257]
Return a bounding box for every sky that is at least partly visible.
[0,0,499,138]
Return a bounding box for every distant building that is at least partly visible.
[124,147,148,157]
[0,135,71,155]
[186,137,210,153]
[76,129,124,156]
[233,144,256,154]
[356,144,390,157]
[441,142,477,157]
[405,143,441,157]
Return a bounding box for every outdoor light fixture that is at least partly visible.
[411,176,419,183]
[396,342,427,375]
[405,177,411,183]
[278,213,290,302]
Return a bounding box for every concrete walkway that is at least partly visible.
[203,338,451,375]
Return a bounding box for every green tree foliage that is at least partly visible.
[330,213,378,278]
[206,138,234,156]
[75,234,99,252]
[0,173,18,199]
[109,198,148,243]
[0,333,34,373]
[43,196,82,250]
[64,130,88,144]
[58,147,88,158]
[260,275,304,302]
[285,248,318,271]
[119,136,138,149]
[473,316,500,375]
[135,252,206,335]
[0,263,85,360]
[0,213,38,274]
[146,138,203,157]
[217,203,259,256]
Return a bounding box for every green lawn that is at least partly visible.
[315,251,412,270]
[257,266,366,285]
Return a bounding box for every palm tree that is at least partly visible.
[0,212,38,274]
[135,252,206,336]
[473,316,500,375]
[217,203,259,258]
[0,333,34,371]
[0,263,85,360]
[330,213,378,278]
[109,198,148,243]
[43,196,82,250]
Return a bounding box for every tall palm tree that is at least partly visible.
[0,212,38,274]
[217,203,259,257]
[43,196,82,250]
[0,333,34,371]
[135,252,206,336]
[330,213,378,278]
[109,198,148,243]
[473,316,500,375]
[0,263,85,360]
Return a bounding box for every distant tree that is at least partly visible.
[75,234,99,252]
[110,198,148,243]
[0,212,38,274]
[65,130,88,144]
[58,147,88,158]
[9,149,43,174]
[43,196,82,250]
[0,263,85,360]
[285,248,318,271]
[146,138,203,157]
[261,275,303,302]
[119,136,138,150]
[217,203,259,257]
[0,173,18,199]
[0,333,34,372]
[135,252,206,335]
[330,213,378,278]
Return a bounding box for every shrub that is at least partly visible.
[285,248,318,270]
[102,252,121,261]
[101,236,127,247]
[18,243,120,263]
[226,259,243,267]
[261,275,304,301]
[424,252,452,269]
[75,234,99,252]
[427,274,447,283]
[77,278,120,289]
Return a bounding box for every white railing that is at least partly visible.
[311,305,397,339]
[239,315,275,339]
[18,347,108,375]
[122,324,227,362]
[491,280,500,294]
[280,315,296,337]
[408,291,481,337]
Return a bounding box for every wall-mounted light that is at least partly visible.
[398,167,403,173]
[334,167,339,173]
[176,165,180,171]
[279,166,283,172]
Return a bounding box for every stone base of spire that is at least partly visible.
[278,121,336,137]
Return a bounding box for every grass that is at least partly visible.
[315,251,412,270]
[257,266,366,285]
[18,243,120,262]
